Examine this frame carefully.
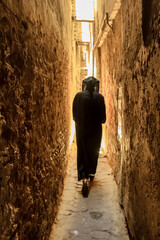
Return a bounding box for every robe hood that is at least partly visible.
[82,76,99,92]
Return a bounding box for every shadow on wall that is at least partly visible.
[142,0,153,46]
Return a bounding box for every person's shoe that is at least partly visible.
[82,179,89,198]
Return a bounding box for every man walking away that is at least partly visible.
[73,76,106,197]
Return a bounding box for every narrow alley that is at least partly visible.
[0,0,160,240]
[49,147,129,240]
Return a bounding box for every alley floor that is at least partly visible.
[49,146,129,240]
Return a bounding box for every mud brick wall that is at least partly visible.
[121,0,160,239]
[100,9,122,181]
[96,0,160,239]
[0,1,71,239]
[94,0,117,42]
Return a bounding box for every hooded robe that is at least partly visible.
[73,88,106,181]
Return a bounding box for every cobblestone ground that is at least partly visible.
[49,146,129,240]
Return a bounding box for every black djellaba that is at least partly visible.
[73,76,106,197]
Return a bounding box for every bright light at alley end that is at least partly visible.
[75,0,94,20]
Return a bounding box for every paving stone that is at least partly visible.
[49,148,129,240]
[90,230,110,239]
[89,212,103,219]
[71,234,93,240]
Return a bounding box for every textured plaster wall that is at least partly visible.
[0,1,71,239]
[95,0,160,239]
[121,0,160,239]
[100,9,122,179]
[94,0,117,42]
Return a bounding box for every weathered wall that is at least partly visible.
[94,0,122,178]
[94,0,117,42]
[0,1,71,239]
[121,0,160,239]
[100,8,122,179]
[95,0,160,239]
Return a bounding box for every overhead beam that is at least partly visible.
[72,17,94,23]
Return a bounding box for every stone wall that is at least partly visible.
[94,0,122,180]
[100,8,122,179]
[94,0,117,42]
[0,1,71,239]
[121,0,160,239]
[95,0,160,239]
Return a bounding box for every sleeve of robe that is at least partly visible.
[93,94,106,124]
[72,93,79,123]
[100,95,106,124]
